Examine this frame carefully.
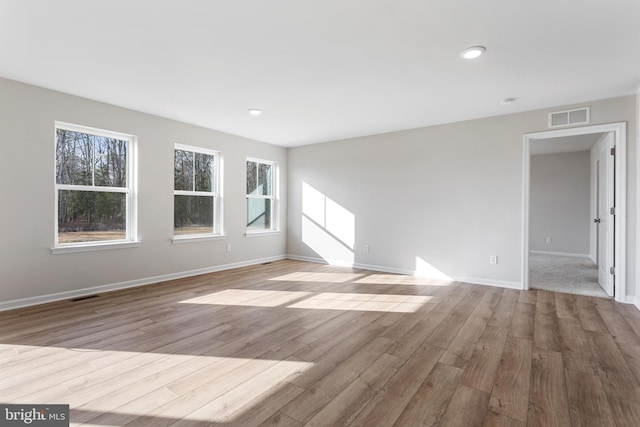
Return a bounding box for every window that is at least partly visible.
[174,145,221,237]
[55,122,136,247]
[246,158,277,233]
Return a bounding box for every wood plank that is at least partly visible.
[606,397,640,427]
[439,314,487,368]
[171,357,308,425]
[618,343,640,387]
[303,353,401,426]
[586,330,640,402]
[528,348,571,427]
[426,300,476,349]
[439,384,490,427]
[483,409,526,427]
[593,298,640,346]
[509,301,535,340]
[518,290,537,304]
[557,317,598,375]
[554,292,579,320]
[279,336,395,423]
[564,368,616,427]
[575,295,608,333]
[488,336,532,423]
[533,290,562,352]
[461,325,509,393]
[488,289,519,328]
[348,343,444,426]
[257,411,302,427]
[471,288,503,319]
[393,362,463,426]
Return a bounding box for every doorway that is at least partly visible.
[522,123,627,303]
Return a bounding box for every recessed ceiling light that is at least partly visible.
[500,97,516,105]
[248,108,262,116]
[460,46,486,59]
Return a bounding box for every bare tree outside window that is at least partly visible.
[173,146,218,236]
[55,126,133,244]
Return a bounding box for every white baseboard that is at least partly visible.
[529,250,590,258]
[287,254,524,290]
[0,255,286,312]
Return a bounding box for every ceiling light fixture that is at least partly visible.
[460,46,486,59]
[248,108,262,116]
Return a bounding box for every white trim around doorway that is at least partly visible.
[522,122,627,303]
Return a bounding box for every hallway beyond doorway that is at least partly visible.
[529,252,608,298]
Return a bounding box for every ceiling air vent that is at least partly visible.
[548,107,590,128]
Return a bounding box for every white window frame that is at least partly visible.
[53,122,138,253]
[246,157,279,235]
[172,144,223,242]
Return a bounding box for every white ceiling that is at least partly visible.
[1,1,639,147]
[530,133,605,156]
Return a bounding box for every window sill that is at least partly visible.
[51,241,141,254]
[245,230,281,238]
[172,235,226,244]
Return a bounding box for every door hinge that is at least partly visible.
[610,267,615,275]
[610,207,616,215]
[610,146,616,156]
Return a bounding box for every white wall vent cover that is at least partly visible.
[548,107,590,128]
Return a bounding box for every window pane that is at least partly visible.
[247,198,272,230]
[195,152,214,192]
[246,161,257,195]
[58,190,126,243]
[174,150,194,191]
[174,195,214,235]
[56,129,93,185]
[95,137,127,187]
[258,163,272,196]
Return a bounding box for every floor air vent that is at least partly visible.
[70,294,99,302]
[548,107,590,128]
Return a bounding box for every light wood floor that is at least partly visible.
[2,260,640,426]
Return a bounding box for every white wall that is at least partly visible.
[287,96,637,297]
[1,77,638,307]
[529,151,590,255]
[0,78,287,308]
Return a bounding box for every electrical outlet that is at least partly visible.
[489,255,498,264]
[226,244,232,253]
[364,244,370,253]
[546,237,552,244]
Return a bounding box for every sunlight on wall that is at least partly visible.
[302,182,355,265]
[0,344,313,424]
[414,256,453,282]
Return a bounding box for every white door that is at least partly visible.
[595,133,614,296]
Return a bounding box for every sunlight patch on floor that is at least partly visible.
[179,289,313,307]
[355,274,452,286]
[1,344,313,425]
[287,292,431,313]
[269,271,364,283]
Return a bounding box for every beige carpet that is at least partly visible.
[529,252,609,298]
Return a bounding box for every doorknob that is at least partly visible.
[594,218,601,223]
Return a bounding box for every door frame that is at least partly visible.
[522,122,627,303]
